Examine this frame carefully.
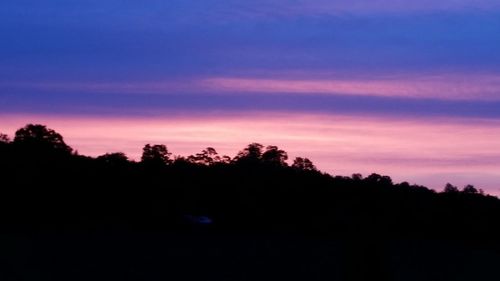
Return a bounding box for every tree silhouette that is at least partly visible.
[0,133,10,143]
[96,152,130,167]
[234,143,264,164]
[261,145,288,166]
[141,144,171,166]
[352,173,363,181]
[13,124,72,154]
[187,147,222,165]
[462,184,478,194]
[444,183,459,193]
[365,173,393,187]
[292,157,317,171]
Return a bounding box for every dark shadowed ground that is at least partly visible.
[1,230,499,281]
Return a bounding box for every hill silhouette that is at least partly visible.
[0,124,499,280]
[0,123,498,236]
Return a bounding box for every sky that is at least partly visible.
[1,1,500,194]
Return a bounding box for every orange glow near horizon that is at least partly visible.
[1,112,500,195]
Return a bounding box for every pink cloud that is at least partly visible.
[1,112,500,194]
[203,74,500,101]
[4,72,500,101]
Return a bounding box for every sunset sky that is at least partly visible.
[1,1,500,194]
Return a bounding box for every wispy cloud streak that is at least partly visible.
[4,73,500,101]
[204,75,500,101]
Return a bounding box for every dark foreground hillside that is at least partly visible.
[0,124,499,280]
[1,231,500,281]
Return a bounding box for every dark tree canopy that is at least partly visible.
[96,152,129,166]
[13,124,72,154]
[141,144,172,166]
[261,145,288,166]
[292,157,317,171]
[351,173,363,181]
[365,173,393,187]
[187,147,227,165]
[0,133,10,143]
[234,143,264,164]
[462,184,478,194]
[444,183,460,193]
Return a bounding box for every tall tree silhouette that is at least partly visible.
[187,147,222,165]
[444,183,459,193]
[141,144,171,166]
[292,157,317,171]
[462,184,478,194]
[13,124,72,154]
[261,145,288,166]
[234,143,264,165]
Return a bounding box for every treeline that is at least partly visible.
[0,124,499,238]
